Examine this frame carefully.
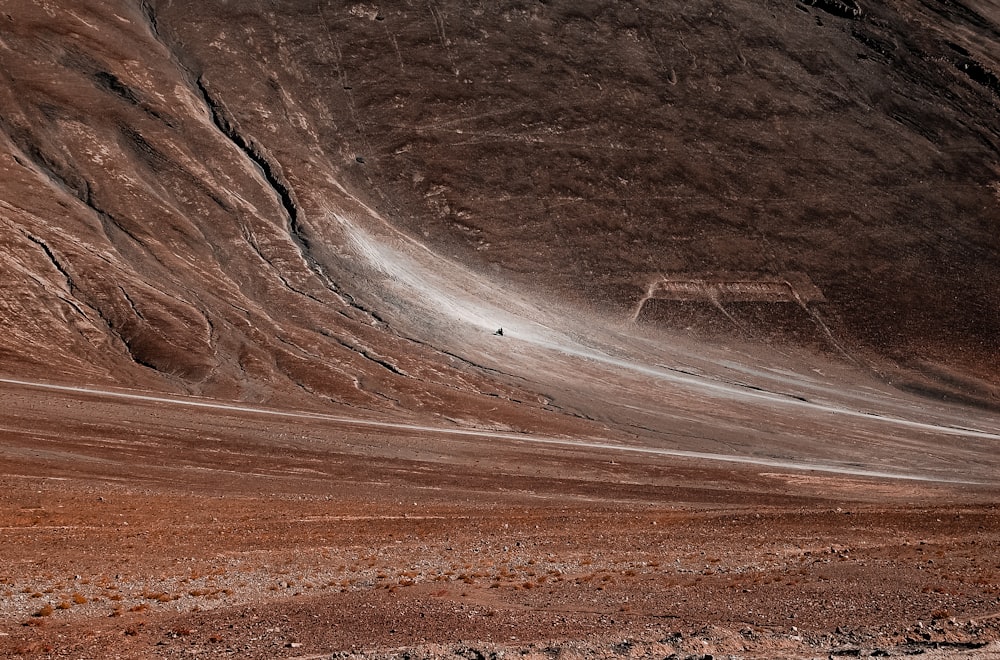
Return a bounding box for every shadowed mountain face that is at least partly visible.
[0,0,998,416]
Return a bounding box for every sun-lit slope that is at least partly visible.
[0,0,582,434]
[0,0,998,489]
[149,0,1000,402]
[0,0,330,395]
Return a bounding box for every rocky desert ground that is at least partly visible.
[1,0,1000,658]
[1,376,999,658]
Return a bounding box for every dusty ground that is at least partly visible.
[1,380,999,659]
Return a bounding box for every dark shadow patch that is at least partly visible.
[118,124,169,172]
[917,0,997,34]
[93,71,141,105]
[798,0,861,20]
[954,57,1000,97]
[851,29,895,59]
[945,40,970,57]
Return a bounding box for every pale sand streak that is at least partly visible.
[0,376,991,484]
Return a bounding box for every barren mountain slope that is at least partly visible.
[148,0,1000,400]
[1,0,998,412]
[0,0,599,438]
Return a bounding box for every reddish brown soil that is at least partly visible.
[1,382,999,658]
